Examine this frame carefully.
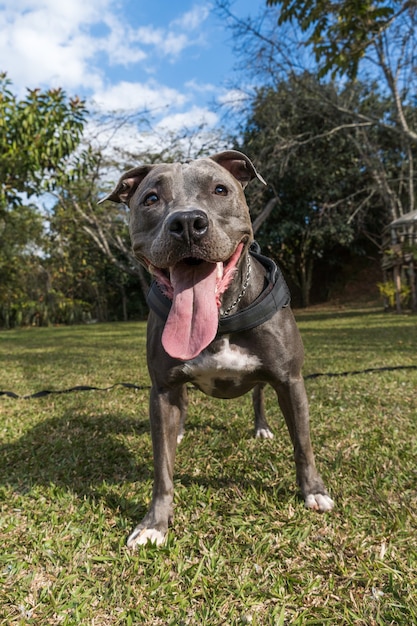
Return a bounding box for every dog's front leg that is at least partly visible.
[176,385,189,444]
[275,378,334,512]
[252,384,274,439]
[127,385,183,548]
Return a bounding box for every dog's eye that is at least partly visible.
[143,192,159,206]
[214,185,228,196]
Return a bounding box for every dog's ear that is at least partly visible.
[210,150,267,188]
[98,165,153,205]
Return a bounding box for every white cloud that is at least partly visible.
[217,88,252,111]
[0,0,225,155]
[133,26,165,48]
[132,4,211,60]
[92,80,188,113]
[171,5,211,31]
[160,32,190,58]
[85,109,224,169]
[156,106,219,133]
[124,26,190,60]
[85,116,157,158]
[97,17,148,67]
[185,79,217,94]
[0,0,110,91]
[1,0,107,22]
[0,1,212,94]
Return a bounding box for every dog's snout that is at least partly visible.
[167,210,209,243]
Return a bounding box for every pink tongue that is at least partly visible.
[162,261,219,360]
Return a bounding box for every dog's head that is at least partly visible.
[99,151,266,360]
[99,150,265,266]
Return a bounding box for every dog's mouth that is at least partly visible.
[147,243,244,360]
[182,257,205,266]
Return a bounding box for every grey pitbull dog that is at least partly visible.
[100,150,334,547]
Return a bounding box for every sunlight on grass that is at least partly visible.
[1,308,416,624]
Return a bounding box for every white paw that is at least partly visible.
[177,432,184,444]
[305,493,334,512]
[255,428,274,439]
[127,527,166,549]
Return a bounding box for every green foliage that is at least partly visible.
[0,73,88,207]
[1,309,417,623]
[267,0,400,78]
[0,74,97,327]
[0,203,44,327]
[239,75,386,305]
[0,75,144,328]
[223,0,417,279]
[403,243,417,261]
[377,280,411,308]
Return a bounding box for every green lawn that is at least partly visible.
[1,307,416,625]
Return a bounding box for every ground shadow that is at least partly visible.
[0,410,154,520]
[0,406,290,524]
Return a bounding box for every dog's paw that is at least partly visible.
[127,527,166,549]
[255,427,274,439]
[305,493,334,512]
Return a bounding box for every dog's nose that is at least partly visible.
[166,210,209,243]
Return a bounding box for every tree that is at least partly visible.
[238,75,385,306]
[0,76,229,326]
[46,198,147,324]
[47,170,151,319]
[0,74,90,326]
[262,0,417,215]
[266,0,404,79]
[0,73,88,208]
[0,202,45,327]
[218,0,417,226]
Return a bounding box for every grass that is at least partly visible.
[0,306,416,625]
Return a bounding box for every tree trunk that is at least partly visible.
[120,283,128,321]
[393,265,402,314]
[408,261,417,313]
[252,198,278,235]
[299,257,313,308]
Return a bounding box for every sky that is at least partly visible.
[0,0,266,144]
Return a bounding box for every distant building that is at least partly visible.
[381,210,417,312]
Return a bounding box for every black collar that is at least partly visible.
[146,243,290,334]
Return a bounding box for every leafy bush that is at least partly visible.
[377,280,411,308]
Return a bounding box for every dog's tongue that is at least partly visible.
[162,261,219,360]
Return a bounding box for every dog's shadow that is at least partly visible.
[1,405,295,525]
[0,410,154,522]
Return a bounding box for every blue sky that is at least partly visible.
[1,0,265,137]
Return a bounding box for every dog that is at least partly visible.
[99,150,334,547]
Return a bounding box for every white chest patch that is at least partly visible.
[182,336,261,395]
